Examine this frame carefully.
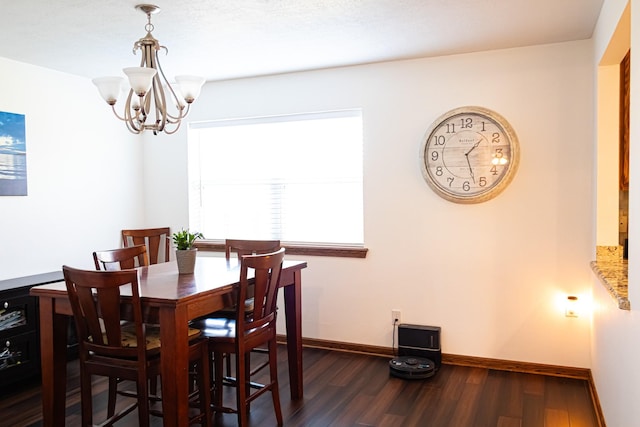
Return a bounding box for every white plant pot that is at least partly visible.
[176,248,197,274]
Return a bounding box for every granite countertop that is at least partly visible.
[591,246,629,310]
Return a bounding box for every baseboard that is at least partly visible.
[588,370,607,427]
[278,335,606,427]
[442,353,590,380]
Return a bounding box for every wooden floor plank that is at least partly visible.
[522,392,545,427]
[545,408,571,427]
[497,415,522,427]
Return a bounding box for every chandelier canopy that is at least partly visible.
[92,4,205,135]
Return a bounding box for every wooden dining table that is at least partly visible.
[30,255,307,427]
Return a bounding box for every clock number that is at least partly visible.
[460,117,473,129]
[492,132,500,143]
[431,151,439,161]
[432,135,445,146]
[446,123,456,133]
[435,166,443,176]
[490,165,498,175]
[480,121,486,132]
[495,148,503,158]
[463,181,470,191]
[447,177,454,187]
[479,177,487,187]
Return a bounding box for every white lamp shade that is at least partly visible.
[175,75,205,103]
[123,67,157,96]
[92,76,125,104]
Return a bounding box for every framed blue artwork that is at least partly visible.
[0,111,27,196]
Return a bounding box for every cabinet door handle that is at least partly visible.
[3,302,7,309]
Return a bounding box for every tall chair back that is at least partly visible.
[122,227,171,265]
[236,248,285,329]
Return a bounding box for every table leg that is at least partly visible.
[159,305,190,427]
[38,297,69,427]
[283,269,303,399]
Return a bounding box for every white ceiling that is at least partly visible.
[0,0,603,82]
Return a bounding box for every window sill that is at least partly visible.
[194,240,368,258]
[590,246,629,310]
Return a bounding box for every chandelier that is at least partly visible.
[92,4,205,135]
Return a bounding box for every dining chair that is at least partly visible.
[62,265,211,427]
[194,248,286,426]
[93,244,160,401]
[93,244,149,271]
[121,227,171,265]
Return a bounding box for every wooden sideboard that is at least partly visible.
[0,271,64,388]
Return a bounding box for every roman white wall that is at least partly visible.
[0,58,143,279]
[144,40,595,368]
[591,0,640,425]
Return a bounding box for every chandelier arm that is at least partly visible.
[164,103,192,122]
[108,105,129,122]
[153,50,187,123]
[162,121,183,135]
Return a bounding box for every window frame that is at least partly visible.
[187,110,368,258]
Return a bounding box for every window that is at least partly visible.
[188,110,363,246]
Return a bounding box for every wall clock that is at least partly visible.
[419,106,520,204]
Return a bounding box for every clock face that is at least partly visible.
[420,106,519,204]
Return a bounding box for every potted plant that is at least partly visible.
[172,228,204,274]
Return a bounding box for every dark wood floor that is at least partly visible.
[0,346,599,427]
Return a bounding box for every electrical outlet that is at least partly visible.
[392,309,401,325]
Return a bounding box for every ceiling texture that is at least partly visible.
[0,0,604,82]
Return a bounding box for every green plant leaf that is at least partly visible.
[171,228,204,250]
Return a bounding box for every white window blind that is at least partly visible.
[187,110,364,245]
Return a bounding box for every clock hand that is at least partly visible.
[465,140,482,156]
[464,139,482,183]
[465,152,475,183]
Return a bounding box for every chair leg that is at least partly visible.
[80,370,94,427]
[213,350,225,411]
[268,339,283,425]
[136,369,151,427]
[245,351,252,412]
[198,345,212,427]
[236,351,249,427]
[150,375,159,396]
[225,353,232,379]
[107,377,118,417]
